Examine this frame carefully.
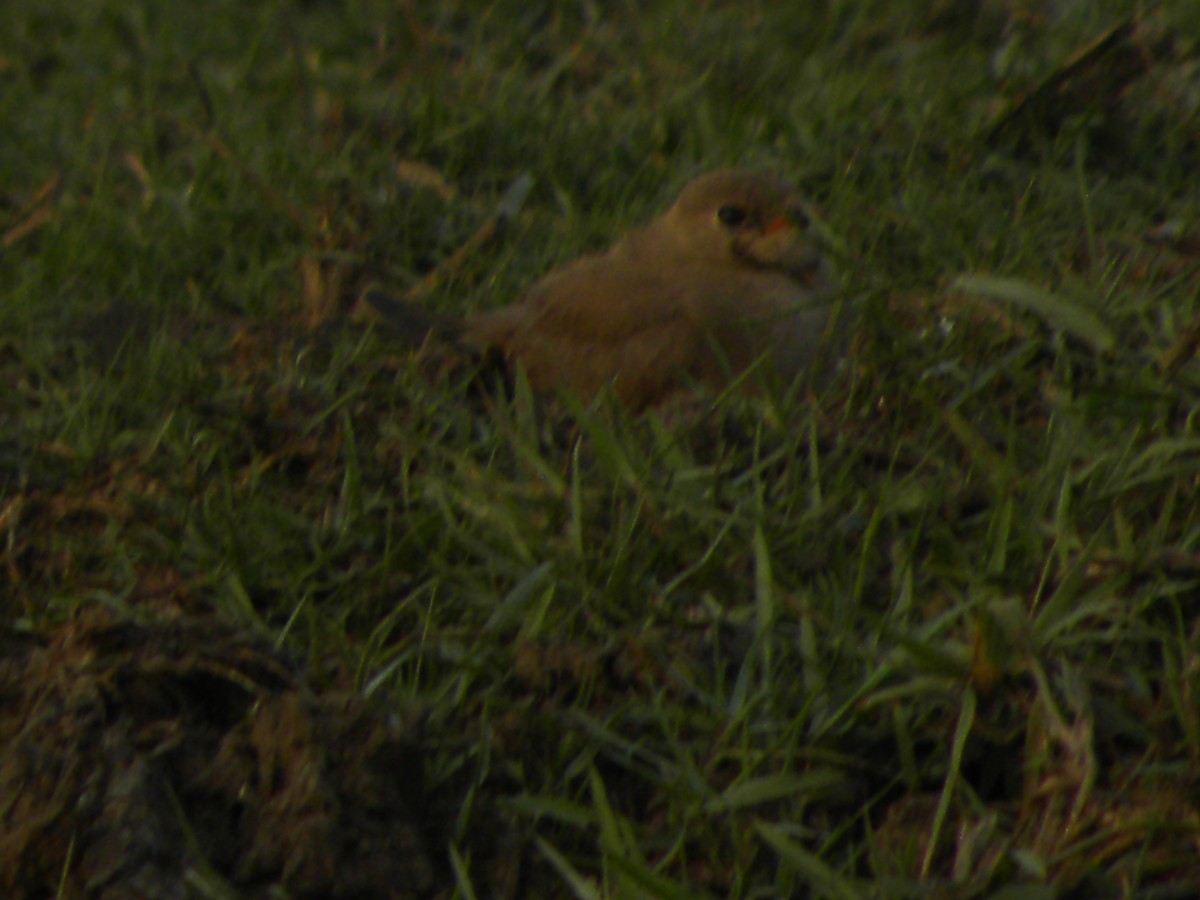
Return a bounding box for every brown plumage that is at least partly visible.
[370,169,841,410]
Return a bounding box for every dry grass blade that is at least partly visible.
[983,17,1149,145]
[402,171,534,302]
[2,175,59,248]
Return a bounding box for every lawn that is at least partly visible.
[4,1,1200,897]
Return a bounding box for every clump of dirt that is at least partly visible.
[0,609,440,898]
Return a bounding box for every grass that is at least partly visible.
[5,0,1200,895]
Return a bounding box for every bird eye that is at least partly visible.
[716,205,748,227]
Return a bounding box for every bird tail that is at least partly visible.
[355,286,465,348]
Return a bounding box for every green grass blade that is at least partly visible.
[952,274,1116,352]
[754,821,863,900]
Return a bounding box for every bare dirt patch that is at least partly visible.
[0,609,441,898]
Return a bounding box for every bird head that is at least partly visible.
[661,169,828,285]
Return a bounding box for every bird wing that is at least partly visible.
[461,254,710,409]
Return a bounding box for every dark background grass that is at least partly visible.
[5,1,1200,895]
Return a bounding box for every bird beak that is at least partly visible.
[765,201,814,235]
[763,215,794,236]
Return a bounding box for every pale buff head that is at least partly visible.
[657,169,825,281]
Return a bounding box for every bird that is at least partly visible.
[367,168,842,411]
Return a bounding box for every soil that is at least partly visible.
[0,609,443,898]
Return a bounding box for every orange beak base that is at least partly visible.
[763,215,794,235]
